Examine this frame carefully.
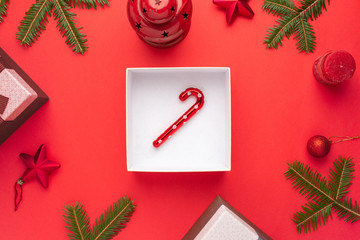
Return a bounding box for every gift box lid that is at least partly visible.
[183,196,272,240]
[0,47,48,145]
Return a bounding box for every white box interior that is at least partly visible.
[126,68,231,172]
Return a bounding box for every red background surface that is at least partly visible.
[1,0,360,239]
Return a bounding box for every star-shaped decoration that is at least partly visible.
[136,22,142,29]
[182,11,189,19]
[155,0,162,6]
[161,31,169,37]
[213,0,254,24]
[170,6,175,12]
[20,145,61,188]
[143,8,147,13]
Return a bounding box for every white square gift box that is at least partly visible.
[126,68,231,172]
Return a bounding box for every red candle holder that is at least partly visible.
[127,0,192,48]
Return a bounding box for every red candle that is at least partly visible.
[313,50,356,85]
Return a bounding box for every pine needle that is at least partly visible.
[285,157,360,233]
[53,0,88,54]
[63,197,136,240]
[14,0,107,54]
[16,0,54,47]
[64,0,109,9]
[92,196,136,240]
[262,0,298,17]
[285,160,331,202]
[263,0,331,53]
[264,15,298,50]
[333,197,360,223]
[293,200,333,233]
[63,202,92,240]
[0,0,9,23]
[298,0,329,21]
[329,157,354,200]
[293,16,316,53]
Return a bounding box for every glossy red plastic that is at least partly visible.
[153,88,204,147]
[127,0,192,48]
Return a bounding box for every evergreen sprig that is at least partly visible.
[12,0,108,54]
[92,197,136,240]
[0,0,9,23]
[53,0,88,54]
[64,0,109,9]
[64,202,92,240]
[262,0,330,53]
[16,0,54,48]
[63,196,136,240]
[285,157,360,233]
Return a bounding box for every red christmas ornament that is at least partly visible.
[307,135,359,158]
[153,88,204,147]
[213,0,254,24]
[14,145,60,211]
[127,0,192,48]
[307,135,331,158]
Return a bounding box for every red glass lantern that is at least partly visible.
[127,0,192,48]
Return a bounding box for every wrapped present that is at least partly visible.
[0,48,48,145]
[183,196,272,240]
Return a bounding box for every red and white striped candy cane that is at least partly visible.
[153,88,204,147]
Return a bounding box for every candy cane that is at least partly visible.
[153,88,204,147]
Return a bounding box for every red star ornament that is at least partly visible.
[20,144,60,187]
[14,145,60,211]
[213,0,254,24]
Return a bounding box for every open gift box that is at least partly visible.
[126,68,231,172]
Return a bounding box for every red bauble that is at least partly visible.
[307,135,331,158]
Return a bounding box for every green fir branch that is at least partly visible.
[263,0,330,53]
[16,0,54,47]
[0,0,9,23]
[64,0,109,9]
[63,197,136,240]
[329,157,354,200]
[293,200,333,233]
[285,157,360,233]
[293,16,316,53]
[298,0,330,21]
[63,202,92,240]
[285,160,331,202]
[53,0,88,54]
[262,0,298,17]
[14,0,107,53]
[264,15,297,50]
[92,196,136,240]
[333,197,360,223]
